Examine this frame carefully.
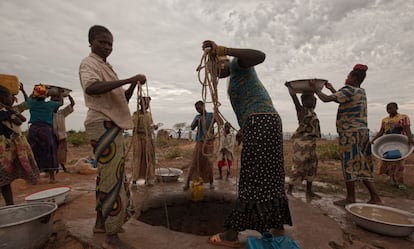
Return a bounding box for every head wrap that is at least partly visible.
[353,64,368,71]
[33,84,48,98]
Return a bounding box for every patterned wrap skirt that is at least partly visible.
[85,121,134,235]
[0,134,39,186]
[290,137,318,184]
[338,129,374,182]
[28,122,58,171]
[224,114,292,232]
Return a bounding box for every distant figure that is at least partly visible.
[216,122,234,180]
[371,102,414,190]
[183,101,216,190]
[0,85,39,205]
[79,24,144,249]
[177,128,182,139]
[314,64,382,206]
[52,94,75,173]
[27,84,60,184]
[131,96,158,187]
[286,87,321,199]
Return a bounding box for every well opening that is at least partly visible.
[137,197,235,236]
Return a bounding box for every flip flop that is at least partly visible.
[207,234,240,248]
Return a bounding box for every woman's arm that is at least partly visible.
[202,40,265,68]
[85,74,146,95]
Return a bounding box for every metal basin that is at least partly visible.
[25,186,71,206]
[0,202,58,249]
[155,167,183,182]
[346,203,414,237]
[285,78,327,94]
[372,134,414,161]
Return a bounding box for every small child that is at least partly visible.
[216,122,234,180]
[0,85,39,205]
[287,86,321,199]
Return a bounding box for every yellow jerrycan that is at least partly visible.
[191,177,204,201]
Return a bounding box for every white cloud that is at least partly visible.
[1,0,413,134]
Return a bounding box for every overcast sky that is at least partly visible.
[1,0,413,135]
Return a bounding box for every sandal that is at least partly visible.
[207,234,240,248]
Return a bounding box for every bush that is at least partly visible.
[165,146,181,159]
[67,131,88,147]
[317,141,340,160]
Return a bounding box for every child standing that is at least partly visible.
[287,86,321,199]
[216,122,234,180]
[0,85,39,205]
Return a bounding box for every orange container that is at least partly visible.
[0,74,19,95]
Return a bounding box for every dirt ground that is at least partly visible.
[3,139,414,249]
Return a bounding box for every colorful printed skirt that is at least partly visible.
[224,114,292,232]
[85,121,134,235]
[290,137,318,184]
[0,134,39,186]
[379,160,404,184]
[338,130,374,182]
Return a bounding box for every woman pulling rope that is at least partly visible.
[201,40,292,248]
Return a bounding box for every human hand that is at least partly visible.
[325,82,335,92]
[202,40,218,54]
[19,82,24,91]
[129,74,147,85]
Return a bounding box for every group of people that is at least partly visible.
[0,23,386,249]
[0,82,75,206]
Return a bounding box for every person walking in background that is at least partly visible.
[371,102,413,190]
[183,100,216,191]
[313,64,382,206]
[201,41,292,247]
[131,96,158,187]
[52,94,75,173]
[216,122,234,180]
[27,84,60,184]
[0,86,39,205]
[79,24,145,249]
[286,87,321,199]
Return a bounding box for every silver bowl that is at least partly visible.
[155,167,183,182]
[25,186,71,206]
[285,78,327,94]
[372,134,414,161]
[346,203,414,237]
[0,202,58,249]
[45,84,72,97]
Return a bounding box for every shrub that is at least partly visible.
[165,146,181,159]
[67,131,88,147]
[317,141,340,160]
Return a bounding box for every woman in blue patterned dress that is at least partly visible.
[202,40,292,248]
[313,64,382,207]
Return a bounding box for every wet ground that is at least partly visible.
[3,141,414,249]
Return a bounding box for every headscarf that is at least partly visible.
[33,84,48,98]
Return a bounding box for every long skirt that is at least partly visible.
[187,140,214,184]
[224,114,292,232]
[338,130,374,182]
[57,138,68,165]
[0,134,39,186]
[85,121,134,235]
[379,160,404,184]
[131,134,155,182]
[290,137,318,184]
[28,122,58,171]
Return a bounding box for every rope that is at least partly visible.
[196,48,240,188]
